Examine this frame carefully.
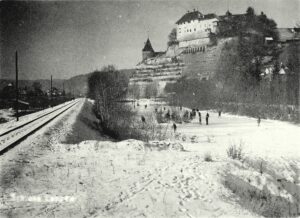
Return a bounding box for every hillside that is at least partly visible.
[180,38,232,80]
[0,79,65,93]
[0,69,134,97]
[129,38,232,98]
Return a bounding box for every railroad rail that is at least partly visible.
[0,100,78,137]
[0,99,80,155]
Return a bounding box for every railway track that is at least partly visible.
[0,99,80,155]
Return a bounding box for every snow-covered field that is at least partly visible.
[0,98,299,217]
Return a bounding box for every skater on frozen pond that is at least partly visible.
[198,111,202,124]
[206,112,209,125]
[173,123,177,133]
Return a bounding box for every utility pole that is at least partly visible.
[15,51,19,121]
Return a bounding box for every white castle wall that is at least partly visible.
[177,18,218,48]
[179,38,210,48]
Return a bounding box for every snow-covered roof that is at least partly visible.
[176,10,217,25]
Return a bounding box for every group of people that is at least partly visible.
[190,108,216,126]
[144,105,262,134]
[172,109,214,133]
[197,111,211,125]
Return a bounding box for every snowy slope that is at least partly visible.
[0,99,299,217]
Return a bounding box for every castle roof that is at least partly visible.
[218,13,247,22]
[142,38,155,52]
[176,10,217,25]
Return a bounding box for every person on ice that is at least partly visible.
[257,116,261,126]
[206,112,209,125]
[141,115,146,128]
[166,110,171,120]
[198,111,202,124]
[218,110,222,117]
[173,123,177,133]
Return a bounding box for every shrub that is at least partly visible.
[204,153,213,162]
[156,109,182,124]
[227,143,244,160]
[171,110,182,123]
[0,117,7,124]
[182,110,191,123]
[156,110,168,123]
[107,109,169,142]
[88,66,142,140]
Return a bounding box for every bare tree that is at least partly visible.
[128,82,141,100]
[88,65,129,134]
[167,28,178,47]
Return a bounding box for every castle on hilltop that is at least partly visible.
[132,8,300,98]
[140,9,221,62]
[176,9,218,48]
[130,9,224,96]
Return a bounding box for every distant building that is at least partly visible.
[218,11,247,23]
[277,28,300,43]
[1,83,15,99]
[175,10,218,48]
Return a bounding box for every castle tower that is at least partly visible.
[142,38,155,60]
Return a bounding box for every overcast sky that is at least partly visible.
[1,0,299,80]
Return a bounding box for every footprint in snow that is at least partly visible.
[185,193,192,200]
[179,207,187,212]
